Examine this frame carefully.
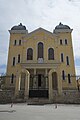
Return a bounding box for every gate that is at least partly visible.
[29,89,48,98]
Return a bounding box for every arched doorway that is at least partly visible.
[15,69,30,99]
[49,69,62,100]
[52,72,57,90]
[20,73,26,90]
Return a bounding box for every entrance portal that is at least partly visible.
[29,74,48,98]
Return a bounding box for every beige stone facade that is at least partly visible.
[6,23,77,101]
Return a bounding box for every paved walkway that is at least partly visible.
[0,104,80,120]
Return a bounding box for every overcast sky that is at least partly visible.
[0,0,80,75]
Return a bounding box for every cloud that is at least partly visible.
[75,66,80,76]
[0,64,6,75]
[0,0,80,74]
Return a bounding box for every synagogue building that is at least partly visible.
[6,23,77,101]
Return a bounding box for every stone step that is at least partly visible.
[27,98,50,105]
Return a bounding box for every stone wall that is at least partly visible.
[0,90,80,104]
[0,90,14,103]
[53,90,80,104]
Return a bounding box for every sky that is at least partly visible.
[0,0,80,75]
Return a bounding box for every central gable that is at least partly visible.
[26,27,56,40]
[29,27,52,35]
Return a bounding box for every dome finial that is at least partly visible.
[55,22,70,30]
[19,23,22,26]
[11,23,26,30]
[59,22,62,25]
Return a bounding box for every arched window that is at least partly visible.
[66,56,69,65]
[68,74,71,83]
[61,53,64,62]
[60,39,62,45]
[38,42,43,59]
[12,57,15,66]
[48,48,54,60]
[18,54,20,63]
[19,40,21,45]
[62,70,65,80]
[11,74,14,84]
[65,39,68,45]
[27,48,33,60]
[14,40,17,45]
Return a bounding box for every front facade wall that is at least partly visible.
[6,27,77,100]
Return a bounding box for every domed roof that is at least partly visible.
[55,22,70,29]
[11,23,26,30]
